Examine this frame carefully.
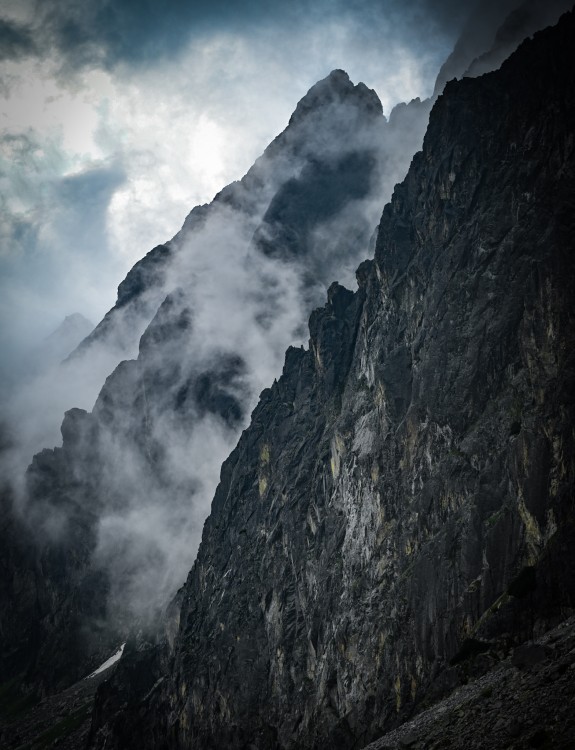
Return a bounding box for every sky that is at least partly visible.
[0,0,473,363]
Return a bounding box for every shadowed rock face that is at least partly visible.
[88,12,575,750]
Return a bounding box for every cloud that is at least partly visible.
[0,0,470,71]
[0,134,126,364]
[0,18,36,61]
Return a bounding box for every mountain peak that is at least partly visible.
[289,69,382,126]
[43,313,94,349]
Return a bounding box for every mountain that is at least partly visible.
[2,3,574,748]
[432,0,574,95]
[87,11,575,749]
[0,67,433,696]
[67,69,413,369]
[0,313,93,413]
[34,314,95,367]
[3,10,566,688]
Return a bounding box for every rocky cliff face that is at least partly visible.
[0,68,434,695]
[89,12,575,749]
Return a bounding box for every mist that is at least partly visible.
[2,0,566,641]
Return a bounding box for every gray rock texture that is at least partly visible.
[88,11,575,749]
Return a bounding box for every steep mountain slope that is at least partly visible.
[2,69,405,465]
[89,12,575,749]
[362,614,575,749]
[65,70,419,371]
[0,70,433,695]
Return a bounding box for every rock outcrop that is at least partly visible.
[89,12,575,749]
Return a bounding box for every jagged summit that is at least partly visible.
[289,69,383,126]
[25,312,95,370]
[44,313,93,341]
[67,71,385,369]
[464,0,574,79]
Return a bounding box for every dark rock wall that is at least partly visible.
[90,13,575,749]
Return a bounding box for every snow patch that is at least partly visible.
[86,643,126,678]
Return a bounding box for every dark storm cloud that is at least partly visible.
[7,0,299,68]
[0,18,36,61]
[2,0,475,70]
